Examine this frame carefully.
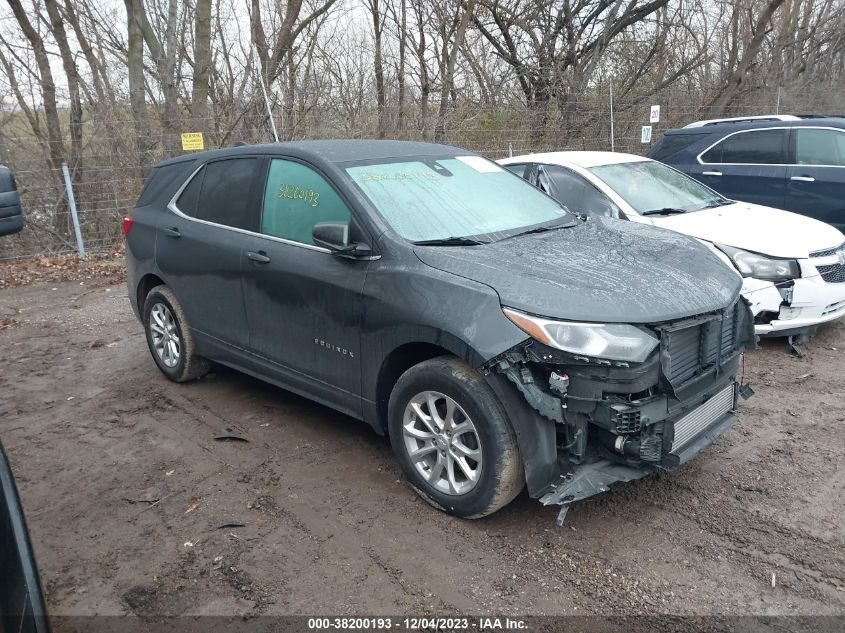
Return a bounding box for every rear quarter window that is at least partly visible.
[136,160,197,207]
[649,133,709,162]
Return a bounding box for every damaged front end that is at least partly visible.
[483,299,756,526]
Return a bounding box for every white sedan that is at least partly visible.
[499,151,845,349]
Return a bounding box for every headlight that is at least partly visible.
[716,244,799,281]
[503,308,659,363]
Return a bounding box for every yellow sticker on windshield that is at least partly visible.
[278,184,320,207]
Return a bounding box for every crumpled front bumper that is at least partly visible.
[539,382,737,525]
[744,259,845,337]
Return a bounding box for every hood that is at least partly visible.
[414,218,741,324]
[650,202,843,259]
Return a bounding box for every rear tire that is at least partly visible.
[388,356,524,518]
[142,285,211,382]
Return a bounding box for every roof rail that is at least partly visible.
[683,115,800,128]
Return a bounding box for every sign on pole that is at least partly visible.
[181,132,205,151]
[650,105,661,123]
[641,126,653,144]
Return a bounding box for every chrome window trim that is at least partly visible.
[696,125,845,168]
[166,160,338,255]
[696,126,790,166]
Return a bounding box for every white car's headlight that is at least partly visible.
[716,244,799,281]
[503,308,659,363]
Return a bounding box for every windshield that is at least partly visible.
[345,156,572,242]
[589,160,726,214]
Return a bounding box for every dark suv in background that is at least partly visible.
[648,115,845,231]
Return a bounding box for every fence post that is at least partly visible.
[61,162,85,257]
[609,82,615,153]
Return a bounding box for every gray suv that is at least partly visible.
[125,140,753,523]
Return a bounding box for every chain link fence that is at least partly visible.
[0,83,840,261]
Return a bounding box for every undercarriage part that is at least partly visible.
[540,459,654,526]
[788,331,814,356]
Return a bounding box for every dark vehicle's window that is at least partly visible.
[261,159,351,245]
[176,167,204,217]
[701,129,786,164]
[543,165,621,219]
[795,128,845,166]
[138,160,196,207]
[195,158,257,229]
[504,163,528,177]
[649,133,708,162]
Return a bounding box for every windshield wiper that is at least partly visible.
[698,200,730,210]
[413,236,486,246]
[641,207,688,216]
[505,218,578,239]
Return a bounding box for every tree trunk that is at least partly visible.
[124,0,152,170]
[369,0,387,138]
[709,0,788,113]
[396,0,407,135]
[434,0,476,142]
[44,0,83,177]
[192,0,213,133]
[6,0,67,234]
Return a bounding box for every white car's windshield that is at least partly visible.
[346,156,574,243]
[590,160,727,216]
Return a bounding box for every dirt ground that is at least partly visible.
[1,271,843,622]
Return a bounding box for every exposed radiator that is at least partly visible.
[670,383,735,452]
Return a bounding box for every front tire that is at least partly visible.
[142,285,211,382]
[388,356,524,518]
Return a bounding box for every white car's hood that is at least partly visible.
[650,202,843,259]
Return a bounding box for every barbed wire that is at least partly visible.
[0,85,835,261]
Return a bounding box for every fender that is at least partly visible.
[484,371,561,498]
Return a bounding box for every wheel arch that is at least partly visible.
[371,331,485,435]
[136,273,166,314]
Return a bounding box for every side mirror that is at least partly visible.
[312,222,371,258]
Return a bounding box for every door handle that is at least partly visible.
[163,227,180,238]
[246,251,271,264]
[701,171,722,177]
[790,176,815,182]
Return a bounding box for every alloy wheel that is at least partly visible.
[402,390,483,495]
[149,302,181,368]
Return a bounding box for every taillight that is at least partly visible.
[123,216,134,237]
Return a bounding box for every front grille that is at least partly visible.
[810,243,844,258]
[661,303,739,386]
[670,383,735,452]
[816,263,845,284]
[822,299,845,317]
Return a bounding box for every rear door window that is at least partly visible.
[261,159,351,246]
[794,128,845,166]
[701,129,787,164]
[195,158,258,230]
